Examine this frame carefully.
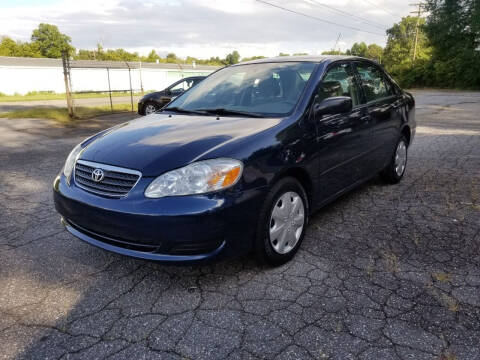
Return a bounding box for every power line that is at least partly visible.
[358,0,397,18]
[304,0,388,30]
[256,0,387,37]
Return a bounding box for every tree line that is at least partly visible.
[1,0,479,89]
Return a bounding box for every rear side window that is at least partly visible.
[355,63,394,102]
[318,63,362,107]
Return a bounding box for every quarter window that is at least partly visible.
[355,63,394,102]
[318,63,361,107]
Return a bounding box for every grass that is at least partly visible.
[432,272,452,284]
[381,251,399,273]
[0,103,137,124]
[0,91,144,102]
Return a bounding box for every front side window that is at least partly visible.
[166,62,317,116]
[317,63,361,106]
[170,79,194,94]
[355,63,394,102]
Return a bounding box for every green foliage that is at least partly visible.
[31,23,74,58]
[422,0,480,88]
[367,44,383,62]
[382,16,433,88]
[322,43,383,61]
[241,55,266,62]
[0,103,136,123]
[225,50,240,65]
[1,15,478,90]
[321,50,347,55]
[0,36,42,57]
[350,42,368,57]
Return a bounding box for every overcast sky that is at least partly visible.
[0,0,412,59]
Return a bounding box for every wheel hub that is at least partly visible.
[394,140,407,177]
[269,191,305,255]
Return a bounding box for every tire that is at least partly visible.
[381,135,408,184]
[255,177,308,266]
[143,101,159,115]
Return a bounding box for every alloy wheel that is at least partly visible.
[144,104,157,115]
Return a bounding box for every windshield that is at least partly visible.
[166,62,317,116]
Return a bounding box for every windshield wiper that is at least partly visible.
[197,108,265,118]
[162,107,208,115]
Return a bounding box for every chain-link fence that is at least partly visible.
[61,53,216,118]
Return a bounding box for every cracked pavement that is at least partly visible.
[1,90,479,360]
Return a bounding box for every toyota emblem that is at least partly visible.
[91,168,105,182]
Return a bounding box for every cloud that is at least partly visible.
[0,0,410,58]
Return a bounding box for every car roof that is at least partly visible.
[236,55,373,66]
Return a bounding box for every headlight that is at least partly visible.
[145,158,243,198]
[63,143,83,185]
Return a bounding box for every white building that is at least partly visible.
[0,56,218,95]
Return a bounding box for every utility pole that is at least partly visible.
[333,33,342,54]
[410,2,426,62]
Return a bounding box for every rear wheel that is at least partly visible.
[255,177,308,266]
[381,136,408,184]
[143,102,159,115]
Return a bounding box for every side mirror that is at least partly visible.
[313,96,352,117]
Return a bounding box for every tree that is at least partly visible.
[31,23,74,58]
[384,17,429,66]
[146,49,160,62]
[423,0,480,88]
[241,55,266,62]
[350,42,368,57]
[366,44,383,62]
[165,52,178,63]
[0,37,20,56]
[0,36,41,57]
[382,16,432,87]
[225,50,240,65]
[321,50,346,55]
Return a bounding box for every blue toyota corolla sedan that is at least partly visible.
[53,56,415,266]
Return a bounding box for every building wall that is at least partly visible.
[0,65,214,95]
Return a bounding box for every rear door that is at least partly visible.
[353,61,403,170]
[314,62,373,200]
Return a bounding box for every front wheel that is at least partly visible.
[255,177,308,266]
[381,136,408,184]
[143,102,159,115]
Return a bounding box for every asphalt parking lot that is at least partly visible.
[1,90,479,360]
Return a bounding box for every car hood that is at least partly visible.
[80,113,282,176]
[141,91,166,101]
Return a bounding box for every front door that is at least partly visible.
[313,62,372,202]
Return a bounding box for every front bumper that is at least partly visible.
[137,100,146,115]
[53,174,267,264]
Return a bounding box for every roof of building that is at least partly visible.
[0,56,219,71]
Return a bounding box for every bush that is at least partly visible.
[25,90,56,96]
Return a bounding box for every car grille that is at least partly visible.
[74,160,141,197]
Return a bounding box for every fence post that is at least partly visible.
[62,51,75,118]
[126,61,134,112]
[139,61,144,94]
[106,67,113,112]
